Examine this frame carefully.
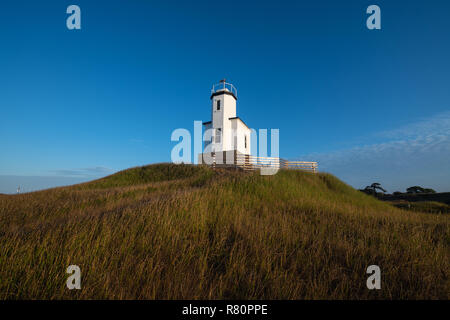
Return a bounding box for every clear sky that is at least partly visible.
[1,0,449,193]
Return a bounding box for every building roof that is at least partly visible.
[210,90,237,101]
[229,117,249,129]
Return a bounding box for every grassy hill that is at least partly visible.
[0,163,448,299]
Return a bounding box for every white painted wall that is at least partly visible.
[203,87,250,156]
[230,118,251,155]
[222,95,236,151]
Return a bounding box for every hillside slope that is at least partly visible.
[0,163,448,299]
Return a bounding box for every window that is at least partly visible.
[215,128,221,143]
[217,100,221,111]
[244,135,247,149]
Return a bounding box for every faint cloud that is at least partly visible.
[0,167,115,194]
[297,111,450,192]
[49,166,114,178]
[377,110,450,139]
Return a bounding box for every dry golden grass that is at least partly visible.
[0,163,448,299]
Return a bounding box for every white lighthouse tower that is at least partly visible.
[199,79,251,165]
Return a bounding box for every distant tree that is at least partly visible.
[368,183,386,193]
[407,186,425,194]
[406,186,437,194]
[361,183,387,196]
[393,191,402,196]
[406,186,436,193]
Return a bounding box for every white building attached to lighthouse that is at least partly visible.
[199,80,252,165]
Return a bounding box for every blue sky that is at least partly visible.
[1,0,449,193]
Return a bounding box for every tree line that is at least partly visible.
[360,183,437,196]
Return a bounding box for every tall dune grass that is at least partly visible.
[0,164,448,299]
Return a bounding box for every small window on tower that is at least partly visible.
[217,100,221,111]
[244,135,247,149]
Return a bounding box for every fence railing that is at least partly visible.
[282,160,318,172]
[204,153,318,173]
[211,81,238,98]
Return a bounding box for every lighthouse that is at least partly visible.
[199,80,252,165]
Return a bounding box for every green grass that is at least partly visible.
[0,163,448,299]
[78,163,214,189]
[389,200,450,214]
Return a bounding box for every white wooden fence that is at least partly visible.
[205,153,318,173]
